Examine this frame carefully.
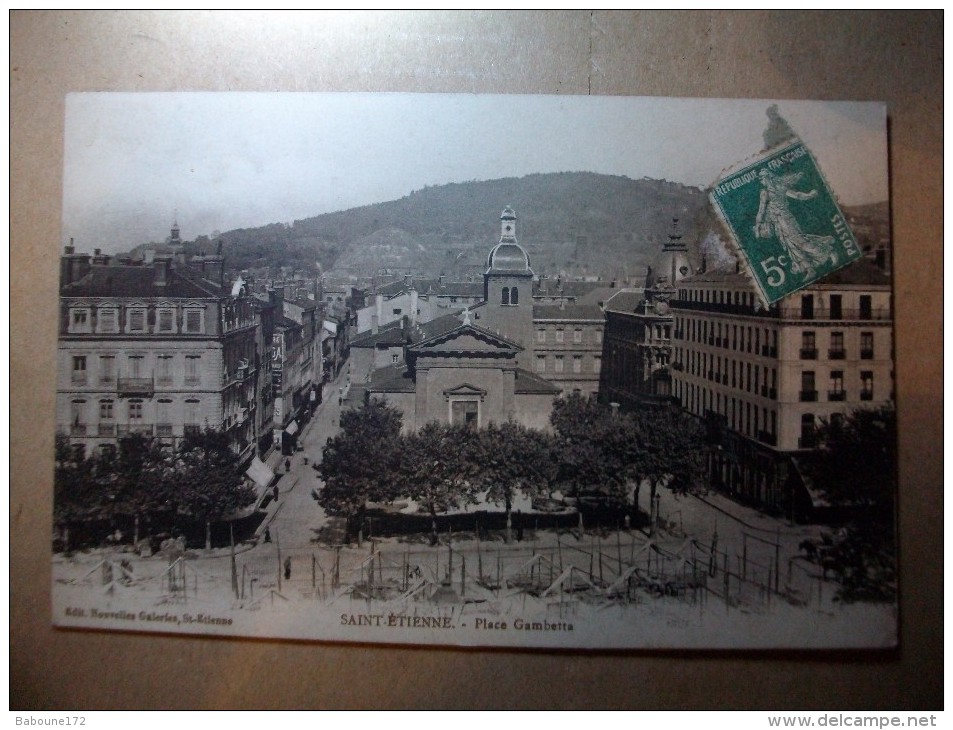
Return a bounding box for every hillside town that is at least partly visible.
[53,202,896,646]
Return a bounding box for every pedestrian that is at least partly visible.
[264,527,271,543]
[284,556,292,580]
[285,457,291,473]
[273,484,279,502]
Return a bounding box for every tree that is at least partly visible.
[315,399,403,543]
[474,421,556,543]
[550,395,707,535]
[550,393,621,530]
[394,423,482,545]
[801,406,897,601]
[172,427,256,549]
[628,404,707,534]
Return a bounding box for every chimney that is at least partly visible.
[438,274,445,286]
[371,314,379,335]
[375,293,383,322]
[64,238,75,255]
[154,256,172,287]
[91,248,111,267]
[409,288,419,325]
[404,273,412,288]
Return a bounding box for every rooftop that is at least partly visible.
[61,264,224,299]
[532,304,605,321]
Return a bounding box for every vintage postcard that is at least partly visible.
[52,94,896,649]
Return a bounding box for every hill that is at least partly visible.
[138,172,887,282]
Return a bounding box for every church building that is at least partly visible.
[366,207,561,432]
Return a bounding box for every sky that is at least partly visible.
[62,93,889,254]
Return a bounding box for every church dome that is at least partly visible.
[486,241,531,272]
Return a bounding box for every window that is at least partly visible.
[501,287,510,305]
[860,331,874,359]
[573,328,582,343]
[99,355,115,383]
[70,400,86,435]
[554,356,564,373]
[391,353,400,364]
[156,399,173,435]
[829,370,845,401]
[800,331,817,359]
[157,309,175,332]
[536,329,546,343]
[572,356,582,373]
[594,329,602,345]
[97,308,118,333]
[99,400,114,420]
[829,295,842,320]
[829,331,845,359]
[800,414,815,448]
[392,308,402,315]
[127,308,146,332]
[555,329,564,343]
[859,295,872,320]
[128,355,144,378]
[801,295,814,319]
[185,308,204,333]
[185,399,201,431]
[71,355,87,384]
[450,400,479,430]
[185,355,201,385]
[511,287,519,305]
[593,356,601,374]
[69,308,91,333]
[128,400,143,420]
[861,371,874,400]
[157,355,173,385]
[800,371,817,401]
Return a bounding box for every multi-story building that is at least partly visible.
[599,218,694,407]
[57,243,261,463]
[532,303,604,397]
[669,258,893,520]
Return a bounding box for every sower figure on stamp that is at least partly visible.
[753,168,836,281]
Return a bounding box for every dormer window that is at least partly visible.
[96,307,118,333]
[127,307,147,333]
[184,308,204,334]
[157,308,176,333]
[69,308,91,334]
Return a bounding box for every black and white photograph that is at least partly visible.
[51,92,897,650]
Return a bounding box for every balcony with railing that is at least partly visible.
[97,423,116,436]
[799,348,817,360]
[70,423,87,436]
[156,423,174,437]
[777,307,891,321]
[799,390,818,402]
[117,377,155,397]
[828,349,846,360]
[116,423,154,437]
[827,390,847,402]
[860,348,874,360]
[860,391,874,401]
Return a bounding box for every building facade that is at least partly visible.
[58,246,261,463]
[669,259,893,519]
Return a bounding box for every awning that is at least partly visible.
[284,420,299,436]
[245,457,275,489]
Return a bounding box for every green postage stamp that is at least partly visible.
[710,139,862,305]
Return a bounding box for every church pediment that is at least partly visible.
[442,383,487,401]
[408,324,522,355]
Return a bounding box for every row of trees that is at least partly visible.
[801,404,897,602]
[316,395,708,544]
[54,428,255,552]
